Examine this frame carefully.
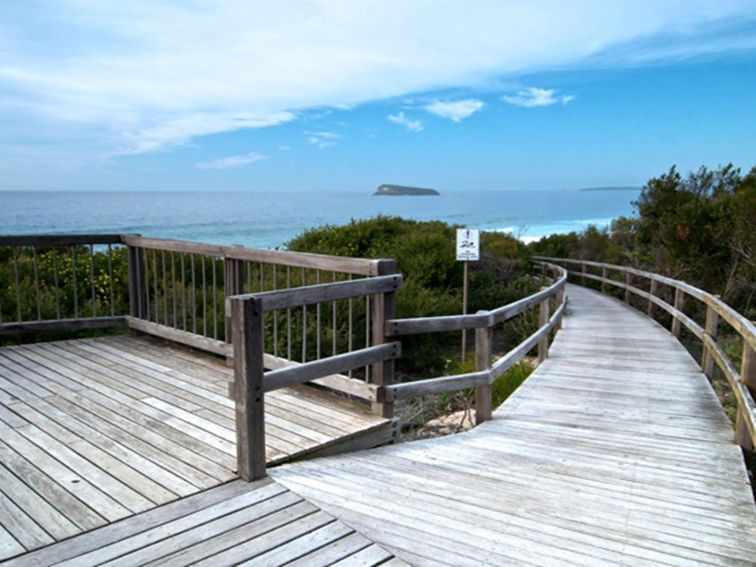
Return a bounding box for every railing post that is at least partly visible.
[537,298,550,363]
[647,278,659,318]
[370,260,397,418]
[230,296,266,481]
[601,266,608,293]
[127,246,146,318]
[671,288,685,338]
[736,345,755,451]
[580,263,586,286]
[624,271,631,304]
[556,286,565,331]
[224,257,244,344]
[701,305,719,378]
[475,318,493,425]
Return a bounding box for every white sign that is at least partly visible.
[456,228,480,261]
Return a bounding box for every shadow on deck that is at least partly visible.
[0,335,395,561]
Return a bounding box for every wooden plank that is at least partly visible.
[7,480,260,566]
[0,316,126,336]
[125,317,230,356]
[474,324,492,425]
[121,235,381,275]
[262,343,400,393]
[239,274,402,312]
[0,234,123,246]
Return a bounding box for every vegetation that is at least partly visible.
[530,164,756,316]
[287,216,541,376]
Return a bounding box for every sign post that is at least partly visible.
[456,228,480,362]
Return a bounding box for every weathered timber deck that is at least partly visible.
[0,335,393,560]
[272,284,756,566]
[4,478,404,566]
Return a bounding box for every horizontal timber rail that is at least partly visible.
[537,256,756,454]
[228,270,402,480]
[386,262,567,425]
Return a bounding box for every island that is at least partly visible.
[374,184,440,196]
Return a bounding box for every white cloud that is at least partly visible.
[1,1,754,158]
[502,87,575,108]
[425,99,484,121]
[195,151,267,170]
[306,130,341,148]
[388,112,423,132]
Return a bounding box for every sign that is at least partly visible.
[456,228,480,261]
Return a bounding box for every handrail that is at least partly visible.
[387,264,567,335]
[385,263,567,414]
[122,235,382,275]
[536,256,756,452]
[227,267,401,481]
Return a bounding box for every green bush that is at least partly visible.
[288,216,541,375]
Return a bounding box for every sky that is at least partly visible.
[1,1,756,192]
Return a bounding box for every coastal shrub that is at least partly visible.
[287,216,541,375]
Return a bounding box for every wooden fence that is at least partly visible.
[228,260,567,479]
[0,233,390,406]
[536,256,756,454]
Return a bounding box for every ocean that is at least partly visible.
[0,189,641,249]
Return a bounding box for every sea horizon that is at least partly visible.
[0,188,641,249]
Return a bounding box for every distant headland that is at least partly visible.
[374,184,440,196]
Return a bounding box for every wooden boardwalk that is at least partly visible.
[0,335,392,561]
[272,284,756,566]
[5,478,404,566]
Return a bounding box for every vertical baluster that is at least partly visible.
[71,246,79,319]
[212,256,218,339]
[537,298,550,363]
[161,250,168,324]
[141,248,150,319]
[259,262,264,292]
[202,255,207,337]
[347,274,353,377]
[671,287,684,337]
[316,270,321,359]
[88,244,96,318]
[171,252,177,327]
[332,272,337,356]
[301,267,307,362]
[287,266,292,361]
[13,247,22,322]
[180,253,187,330]
[272,264,278,357]
[475,321,493,424]
[191,254,196,334]
[702,304,719,378]
[152,249,159,324]
[364,294,371,381]
[107,244,115,316]
[624,271,632,304]
[647,278,659,318]
[32,246,41,320]
[52,252,61,319]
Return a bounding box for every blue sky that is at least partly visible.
[2,1,756,192]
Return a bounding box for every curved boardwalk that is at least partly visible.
[273,284,756,566]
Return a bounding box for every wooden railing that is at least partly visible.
[537,256,756,454]
[228,273,403,480]
[385,262,567,423]
[1,233,389,406]
[121,235,386,362]
[0,234,128,334]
